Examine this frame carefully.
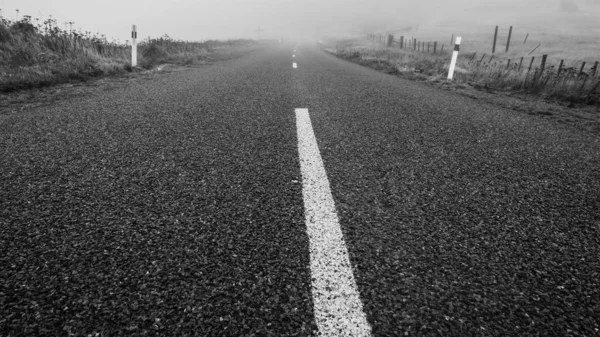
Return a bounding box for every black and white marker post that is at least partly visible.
[447,36,462,80]
[131,25,138,67]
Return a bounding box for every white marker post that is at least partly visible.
[447,36,462,80]
[131,25,138,67]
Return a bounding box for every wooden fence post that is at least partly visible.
[557,60,564,76]
[479,53,486,65]
[427,42,430,52]
[507,59,511,69]
[441,45,444,53]
[591,61,598,77]
[433,42,437,54]
[540,54,548,73]
[506,26,513,53]
[492,25,498,53]
[518,57,524,71]
[523,33,529,44]
[451,34,454,45]
[414,39,417,50]
[528,56,535,72]
[400,36,404,48]
[387,34,393,47]
[579,62,586,76]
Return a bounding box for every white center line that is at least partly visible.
[293,62,298,69]
[295,108,372,337]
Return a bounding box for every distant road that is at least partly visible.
[1,43,599,336]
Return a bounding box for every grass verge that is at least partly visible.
[324,39,600,107]
[1,17,258,93]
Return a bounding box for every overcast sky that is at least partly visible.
[1,0,599,42]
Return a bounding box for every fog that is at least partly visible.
[2,0,599,42]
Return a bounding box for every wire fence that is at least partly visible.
[366,31,600,100]
[367,31,599,78]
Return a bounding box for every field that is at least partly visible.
[0,16,257,92]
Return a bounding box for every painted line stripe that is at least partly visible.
[293,62,298,68]
[295,108,372,337]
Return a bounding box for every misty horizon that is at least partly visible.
[1,0,599,42]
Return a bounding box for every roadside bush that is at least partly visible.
[0,22,11,43]
[10,21,37,35]
[142,43,169,63]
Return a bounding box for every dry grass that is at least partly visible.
[0,16,256,92]
[328,38,600,106]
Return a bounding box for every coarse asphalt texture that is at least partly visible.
[1,42,600,336]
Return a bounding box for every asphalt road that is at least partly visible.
[1,43,599,336]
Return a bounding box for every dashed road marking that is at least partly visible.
[293,62,298,69]
[295,108,372,337]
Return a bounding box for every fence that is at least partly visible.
[367,33,450,56]
[366,29,600,96]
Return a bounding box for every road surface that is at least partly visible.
[1,43,599,336]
